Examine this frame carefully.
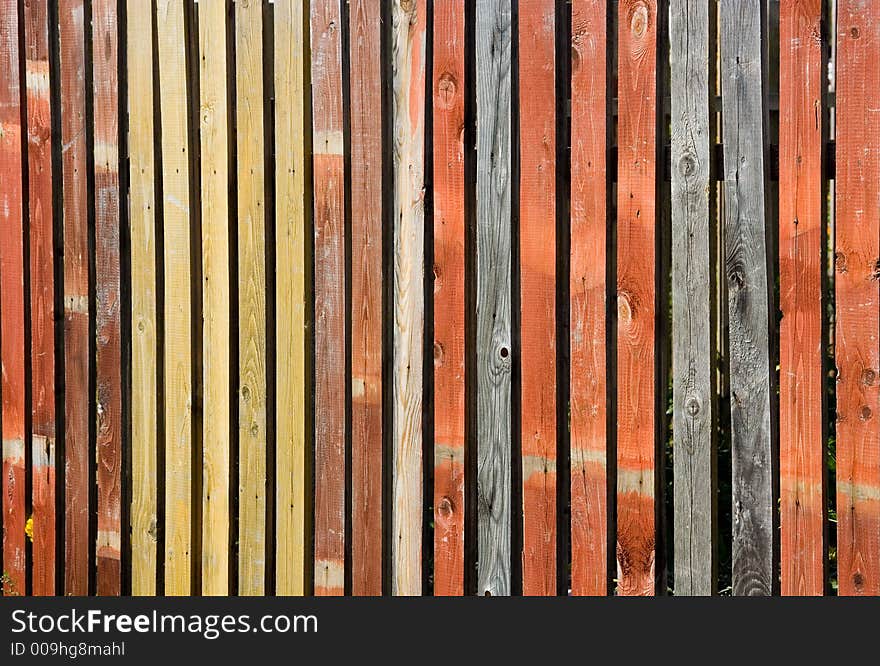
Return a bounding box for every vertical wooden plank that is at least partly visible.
[236,0,267,596]
[616,0,657,597]
[779,0,823,596]
[570,0,607,598]
[349,0,383,597]
[475,0,512,597]
[199,0,230,597]
[310,0,346,596]
[835,0,880,597]
[0,0,28,597]
[24,0,57,597]
[93,0,123,596]
[59,0,90,597]
[156,0,193,596]
[127,0,158,597]
[391,0,426,598]
[670,0,715,595]
[518,0,556,596]
[275,0,310,596]
[432,0,466,597]
[719,0,774,597]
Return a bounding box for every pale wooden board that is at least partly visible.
[275,0,310,596]
[198,0,231,597]
[236,0,267,596]
[156,0,193,596]
[475,0,512,597]
[127,0,158,597]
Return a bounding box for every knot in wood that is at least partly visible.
[630,3,649,38]
[241,385,251,401]
[437,72,457,109]
[860,405,872,421]
[433,341,444,366]
[685,396,701,417]
[678,154,696,177]
[437,496,455,520]
[862,369,876,386]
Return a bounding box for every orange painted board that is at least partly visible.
[779,0,824,596]
[615,0,657,596]
[518,0,556,596]
[0,0,27,596]
[24,0,57,597]
[835,0,880,596]
[349,0,383,596]
[432,0,465,597]
[311,0,347,596]
[570,0,607,597]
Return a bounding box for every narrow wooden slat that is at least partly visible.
[349,0,383,598]
[199,0,230,597]
[779,0,823,596]
[236,0,267,596]
[24,0,57,597]
[835,0,880,597]
[670,0,715,595]
[391,0,426,598]
[127,0,158,597]
[0,0,28,597]
[93,0,123,596]
[275,0,310,596]
[310,0,346,596]
[570,0,607,598]
[156,0,193,596]
[59,0,90,597]
[719,0,774,597]
[432,0,466,597]
[518,0,556,596]
[616,0,657,597]
[475,0,512,597]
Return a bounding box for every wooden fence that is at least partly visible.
[0,0,876,596]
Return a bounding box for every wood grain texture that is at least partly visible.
[93,0,123,596]
[432,0,466,597]
[156,0,193,596]
[127,0,158,597]
[275,0,310,597]
[236,0,267,597]
[391,0,426,598]
[670,0,715,596]
[59,0,90,597]
[835,0,880,597]
[719,0,774,597]
[198,0,230,597]
[349,0,383,597]
[570,0,607,597]
[0,0,27,596]
[616,0,657,597]
[779,0,823,597]
[475,0,512,598]
[310,0,346,596]
[24,0,57,596]
[518,0,556,596]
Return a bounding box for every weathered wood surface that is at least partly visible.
[0,0,28,597]
[349,0,384,596]
[835,0,880,597]
[59,0,90,597]
[24,0,57,597]
[236,0,267,597]
[275,0,310,597]
[93,0,123,596]
[475,0,512,598]
[719,0,774,597]
[199,0,231,597]
[432,0,466,597]
[311,0,347,596]
[156,0,193,596]
[616,0,657,597]
[518,0,556,596]
[670,0,715,596]
[779,0,824,596]
[128,0,158,597]
[570,0,608,598]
